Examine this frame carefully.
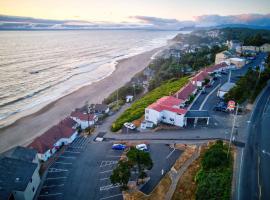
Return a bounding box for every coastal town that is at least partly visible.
[1,27,270,200]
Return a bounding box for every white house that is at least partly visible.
[29,117,78,161]
[215,50,232,64]
[229,57,246,68]
[71,111,98,129]
[145,96,187,127]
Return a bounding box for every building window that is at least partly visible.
[162,116,166,119]
[170,118,174,121]
[146,110,149,114]
[145,116,149,120]
[32,187,35,192]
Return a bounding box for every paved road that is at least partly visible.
[238,83,270,200]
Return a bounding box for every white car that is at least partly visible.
[136,144,148,151]
[124,122,136,130]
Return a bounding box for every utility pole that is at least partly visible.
[116,89,119,109]
[133,83,136,99]
[227,103,239,158]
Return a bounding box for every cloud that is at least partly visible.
[195,13,270,27]
[0,13,270,30]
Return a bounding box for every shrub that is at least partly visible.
[111,77,189,131]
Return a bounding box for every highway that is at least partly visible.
[238,82,270,200]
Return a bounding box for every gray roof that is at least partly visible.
[0,157,38,199]
[219,82,236,92]
[185,110,210,118]
[4,146,37,163]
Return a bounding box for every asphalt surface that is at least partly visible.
[238,83,270,200]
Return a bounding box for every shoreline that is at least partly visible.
[0,47,163,153]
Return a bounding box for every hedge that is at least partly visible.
[111,77,189,132]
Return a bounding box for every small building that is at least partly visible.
[29,118,78,161]
[227,40,242,50]
[204,62,229,74]
[0,148,41,200]
[140,120,154,129]
[71,111,98,129]
[229,57,246,68]
[217,82,236,98]
[92,104,110,114]
[145,96,187,127]
[215,50,232,64]
[241,45,260,52]
[260,43,270,52]
[126,95,134,103]
[191,71,210,87]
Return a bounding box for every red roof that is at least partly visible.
[60,117,77,128]
[148,96,187,115]
[29,123,75,154]
[191,70,209,82]
[204,62,228,74]
[71,111,96,121]
[175,82,197,101]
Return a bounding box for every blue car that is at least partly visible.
[112,144,126,150]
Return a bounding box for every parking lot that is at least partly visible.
[38,136,91,200]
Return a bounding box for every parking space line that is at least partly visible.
[100,161,118,167]
[100,177,110,181]
[48,168,69,172]
[100,169,113,173]
[46,177,67,180]
[55,162,72,165]
[64,150,80,154]
[59,156,76,159]
[43,184,64,188]
[100,193,122,200]
[39,193,63,197]
[100,184,121,191]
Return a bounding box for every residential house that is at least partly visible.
[71,111,98,129]
[215,50,232,64]
[0,147,41,200]
[174,82,197,105]
[241,45,260,52]
[191,70,210,87]
[145,96,187,127]
[227,40,242,50]
[260,43,270,52]
[204,62,229,74]
[29,117,78,161]
[229,57,246,68]
[92,104,110,114]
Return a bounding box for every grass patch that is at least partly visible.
[111,77,189,132]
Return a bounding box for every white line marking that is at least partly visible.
[64,151,80,154]
[237,148,244,200]
[55,162,72,165]
[43,184,64,188]
[59,156,76,159]
[39,193,63,197]
[100,169,113,173]
[199,83,221,110]
[46,177,67,180]
[100,177,110,181]
[100,193,122,200]
[166,148,176,159]
[100,184,121,191]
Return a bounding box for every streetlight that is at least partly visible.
[262,150,270,157]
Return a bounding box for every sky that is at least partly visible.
[0,0,270,30]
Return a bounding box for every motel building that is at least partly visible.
[145,96,188,127]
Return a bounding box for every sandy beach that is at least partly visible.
[0,47,162,153]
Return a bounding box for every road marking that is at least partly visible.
[166,148,176,159]
[59,156,76,159]
[39,193,63,197]
[43,184,64,188]
[100,184,121,191]
[48,168,68,173]
[55,162,72,165]
[100,161,118,167]
[100,169,113,174]
[237,148,244,200]
[100,177,110,181]
[199,83,221,110]
[263,96,270,114]
[100,193,122,200]
[258,155,261,200]
[64,150,81,154]
[46,177,67,180]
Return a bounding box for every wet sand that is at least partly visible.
[0,48,161,153]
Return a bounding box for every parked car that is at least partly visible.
[214,102,228,112]
[136,144,148,151]
[124,122,136,130]
[112,144,126,150]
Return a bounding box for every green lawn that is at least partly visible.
[111,77,189,132]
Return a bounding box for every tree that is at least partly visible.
[110,160,131,190]
[127,147,153,178]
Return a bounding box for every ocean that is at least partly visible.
[0,30,179,128]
